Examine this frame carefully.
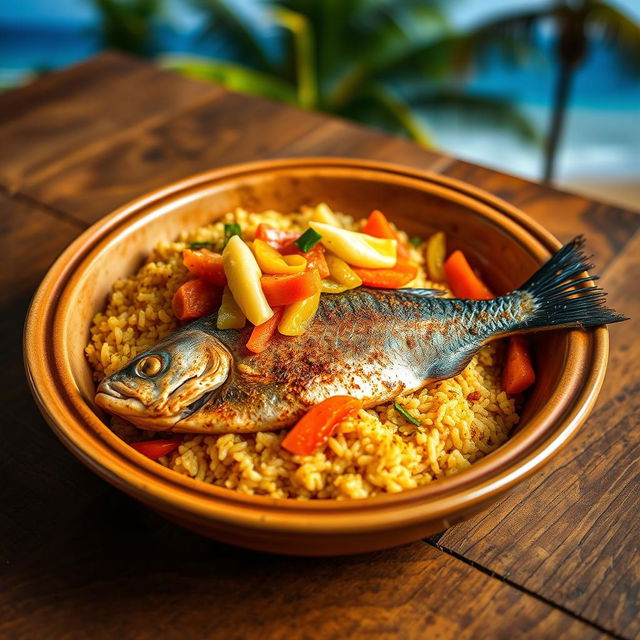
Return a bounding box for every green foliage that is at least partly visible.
[160,0,537,149]
[91,0,160,55]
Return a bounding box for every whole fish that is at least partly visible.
[95,237,626,434]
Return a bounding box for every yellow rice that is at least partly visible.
[86,205,519,500]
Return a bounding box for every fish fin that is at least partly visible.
[516,236,627,330]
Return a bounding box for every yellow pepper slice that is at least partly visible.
[216,286,247,330]
[253,239,307,274]
[310,202,341,226]
[426,232,446,282]
[223,235,273,325]
[278,271,322,336]
[309,221,396,268]
[325,255,362,289]
[320,279,348,294]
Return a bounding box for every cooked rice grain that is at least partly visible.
[86,205,518,500]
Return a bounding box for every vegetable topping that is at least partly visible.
[281,396,363,455]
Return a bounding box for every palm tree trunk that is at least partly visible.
[543,59,573,183]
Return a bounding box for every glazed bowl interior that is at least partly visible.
[27,159,606,554]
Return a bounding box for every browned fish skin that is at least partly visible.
[95,236,626,434]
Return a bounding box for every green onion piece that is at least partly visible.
[409,235,422,247]
[294,228,322,252]
[223,223,242,247]
[189,241,217,250]
[394,401,421,427]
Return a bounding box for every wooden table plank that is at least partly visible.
[0,52,221,194]
[9,88,444,226]
[437,180,640,637]
[0,527,605,640]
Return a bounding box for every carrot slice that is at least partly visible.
[183,249,227,286]
[281,242,330,278]
[130,438,182,460]
[261,270,321,307]
[172,279,222,320]
[502,335,536,394]
[255,223,301,252]
[362,209,411,263]
[352,262,418,288]
[246,307,283,353]
[363,209,396,239]
[282,396,363,455]
[443,251,535,394]
[443,250,494,299]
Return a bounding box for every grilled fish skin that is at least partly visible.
[95,236,626,434]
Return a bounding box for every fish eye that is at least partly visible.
[136,355,163,377]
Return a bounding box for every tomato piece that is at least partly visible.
[282,396,363,455]
[261,270,321,307]
[246,307,283,353]
[172,279,222,320]
[352,262,418,288]
[255,223,301,252]
[183,249,227,286]
[130,438,182,460]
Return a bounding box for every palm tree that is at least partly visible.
[475,1,640,182]
[161,0,537,148]
[91,0,161,56]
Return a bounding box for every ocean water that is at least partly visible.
[0,2,638,203]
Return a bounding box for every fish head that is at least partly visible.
[95,327,231,429]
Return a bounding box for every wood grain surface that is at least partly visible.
[1,52,638,639]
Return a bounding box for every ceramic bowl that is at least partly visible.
[24,158,607,555]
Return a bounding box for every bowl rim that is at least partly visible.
[24,157,608,534]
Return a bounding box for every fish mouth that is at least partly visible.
[95,382,182,429]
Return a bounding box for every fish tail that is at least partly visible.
[514,235,627,331]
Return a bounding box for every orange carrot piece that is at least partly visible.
[442,252,535,394]
[362,209,411,263]
[352,262,418,289]
[282,396,363,455]
[246,307,283,353]
[183,249,227,286]
[502,335,536,394]
[443,250,494,299]
[261,270,321,307]
[255,223,301,252]
[172,279,222,321]
[363,209,396,239]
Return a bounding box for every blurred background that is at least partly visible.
[1,0,639,207]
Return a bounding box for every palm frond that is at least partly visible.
[91,0,161,55]
[357,84,436,148]
[273,7,318,108]
[587,1,640,75]
[411,90,539,143]
[160,55,298,104]
[191,0,278,72]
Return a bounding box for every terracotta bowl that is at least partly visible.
[24,158,607,556]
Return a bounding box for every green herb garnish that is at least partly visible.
[294,228,322,252]
[189,241,218,250]
[409,235,422,247]
[394,401,421,427]
[223,223,242,247]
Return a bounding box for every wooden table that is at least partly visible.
[1,52,638,640]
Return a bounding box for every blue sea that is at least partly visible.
[0,0,638,203]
